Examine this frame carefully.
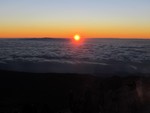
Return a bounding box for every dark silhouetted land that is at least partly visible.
[0,70,150,113]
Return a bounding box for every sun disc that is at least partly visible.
[74,35,80,41]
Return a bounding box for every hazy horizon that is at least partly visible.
[0,37,150,39]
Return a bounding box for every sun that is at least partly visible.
[74,34,80,41]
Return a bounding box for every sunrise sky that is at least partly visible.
[0,0,150,38]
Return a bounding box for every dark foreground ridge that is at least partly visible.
[0,70,150,113]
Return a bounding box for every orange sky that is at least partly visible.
[1,23,150,39]
[0,0,150,39]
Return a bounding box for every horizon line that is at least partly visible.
[0,37,150,39]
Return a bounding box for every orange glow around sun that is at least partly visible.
[71,34,84,45]
[74,34,80,41]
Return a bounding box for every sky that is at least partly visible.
[0,0,150,38]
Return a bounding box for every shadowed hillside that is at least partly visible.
[0,70,150,113]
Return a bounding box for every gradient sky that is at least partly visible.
[0,0,150,38]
